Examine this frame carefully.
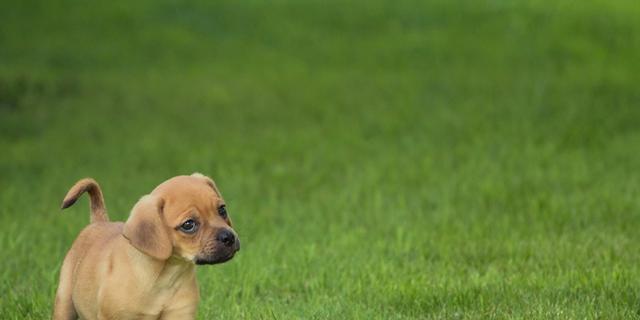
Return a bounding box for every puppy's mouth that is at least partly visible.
[194,250,237,265]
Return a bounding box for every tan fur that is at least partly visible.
[53,174,239,320]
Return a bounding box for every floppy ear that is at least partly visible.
[123,195,173,260]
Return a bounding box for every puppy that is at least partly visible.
[52,173,240,320]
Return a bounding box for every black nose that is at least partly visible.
[216,229,235,247]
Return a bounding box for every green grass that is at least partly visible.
[1,0,640,318]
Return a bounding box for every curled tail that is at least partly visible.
[61,178,109,223]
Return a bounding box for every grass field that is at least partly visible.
[1,0,640,318]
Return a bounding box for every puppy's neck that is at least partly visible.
[123,236,195,290]
[156,256,195,289]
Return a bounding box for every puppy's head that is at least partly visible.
[123,173,239,265]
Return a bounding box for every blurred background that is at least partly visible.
[1,0,639,318]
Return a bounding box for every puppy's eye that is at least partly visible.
[179,219,198,234]
[218,205,227,218]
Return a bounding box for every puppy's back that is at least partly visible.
[69,222,124,269]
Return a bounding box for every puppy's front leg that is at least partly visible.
[160,280,199,320]
[159,305,197,320]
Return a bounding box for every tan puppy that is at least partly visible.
[52,173,240,320]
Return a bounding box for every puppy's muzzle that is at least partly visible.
[195,228,240,265]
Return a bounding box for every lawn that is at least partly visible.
[1,0,640,318]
